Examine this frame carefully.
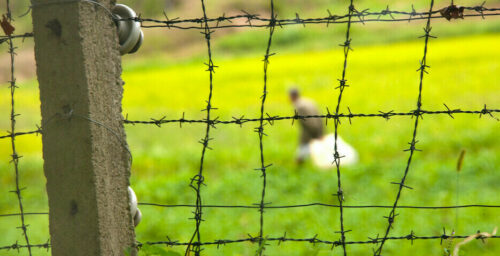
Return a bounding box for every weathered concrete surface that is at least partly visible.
[32,0,136,255]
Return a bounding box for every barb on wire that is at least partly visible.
[374,1,435,255]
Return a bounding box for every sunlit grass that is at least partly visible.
[0,34,499,255]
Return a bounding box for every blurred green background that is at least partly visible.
[1,0,499,255]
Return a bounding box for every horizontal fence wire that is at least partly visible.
[124,107,500,126]
[0,242,50,252]
[138,203,500,210]
[1,0,499,255]
[2,233,500,251]
[2,202,500,218]
[137,233,500,248]
[133,5,500,29]
[0,4,499,38]
[2,234,500,251]
[1,108,498,140]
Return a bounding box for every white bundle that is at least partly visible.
[309,134,358,169]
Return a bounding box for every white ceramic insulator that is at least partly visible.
[112,4,143,55]
[128,186,139,226]
[134,208,142,227]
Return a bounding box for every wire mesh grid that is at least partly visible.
[1,0,500,255]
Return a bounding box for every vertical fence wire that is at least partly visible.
[186,0,217,255]
[5,0,32,255]
[255,0,276,255]
[374,0,435,255]
[332,0,355,255]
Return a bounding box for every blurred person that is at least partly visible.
[289,88,358,168]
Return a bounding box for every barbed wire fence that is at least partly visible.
[1,0,500,255]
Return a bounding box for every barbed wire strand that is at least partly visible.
[1,233,500,251]
[331,0,356,254]
[1,4,498,36]
[2,107,499,141]
[130,5,500,29]
[185,0,217,255]
[0,32,33,43]
[0,11,499,41]
[374,0,435,255]
[122,107,500,126]
[0,129,41,140]
[1,11,499,35]
[17,0,500,28]
[254,0,276,255]
[0,242,50,252]
[4,0,32,255]
[135,232,500,248]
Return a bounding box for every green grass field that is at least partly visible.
[1,30,499,256]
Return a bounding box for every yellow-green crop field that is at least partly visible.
[1,33,499,255]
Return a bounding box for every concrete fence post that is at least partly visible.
[31,0,136,255]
